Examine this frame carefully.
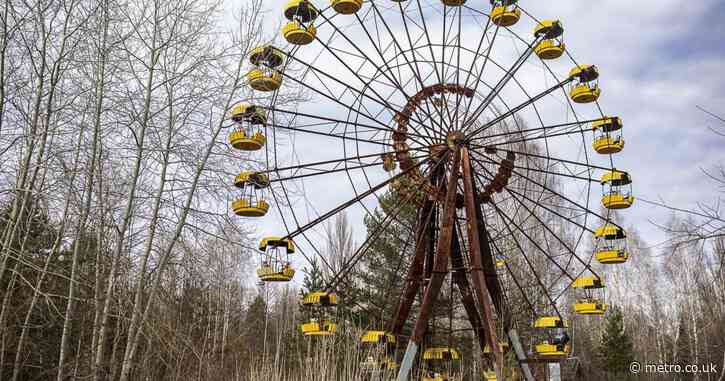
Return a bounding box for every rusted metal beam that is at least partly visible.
[390,196,435,335]
[461,147,504,380]
[450,228,487,350]
[396,148,461,381]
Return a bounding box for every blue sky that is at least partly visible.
[226,0,725,275]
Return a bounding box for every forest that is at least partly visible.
[0,0,723,380]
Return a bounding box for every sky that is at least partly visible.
[224,0,725,278]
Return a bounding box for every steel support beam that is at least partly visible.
[390,197,435,335]
[450,228,486,350]
[396,148,461,381]
[509,329,535,381]
[461,147,504,380]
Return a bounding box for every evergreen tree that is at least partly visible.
[243,295,268,359]
[355,187,418,328]
[598,306,635,380]
[300,257,325,297]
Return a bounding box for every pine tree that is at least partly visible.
[243,294,268,359]
[355,187,418,328]
[598,305,635,380]
[300,258,325,296]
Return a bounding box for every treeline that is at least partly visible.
[0,0,302,379]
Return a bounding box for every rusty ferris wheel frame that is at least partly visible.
[238,0,626,380]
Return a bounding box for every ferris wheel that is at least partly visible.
[228,0,634,379]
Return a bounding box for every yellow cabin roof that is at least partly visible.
[533,316,568,329]
[302,291,338,306]
[592,116,623,132]
[300,320,337,335]
[231,103,267,124]
[569,64,599,82]
[249,45,285,68]
[601,170,632,185]
[231,102,251,118]
[234,171,270,189]
[423,347,460,360]
[284,0,319,22]
[361,330,396,344]
[572,276,604,289]
[533,19,563,39]
[595,224,626,239]
[259,237,295,253]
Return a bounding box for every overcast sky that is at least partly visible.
[225,0,725,275]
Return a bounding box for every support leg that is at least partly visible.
[390,197,435,335]
[450,227,487,350]
[396,149,461,381]
[461,148,504,380]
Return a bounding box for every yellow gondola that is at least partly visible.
[592,117,625,154]
[331,0,362,15]
[533,315,571,356]
[490,1,520,27]
[601,170,634,209]
[572,276,604,290]
[360,331,397,373]
[569,65,601,103]
[248,46,285,92]
[574,298,608,315]
[533,316,568,329]
[421,348,460,381]
[595,224,629,264]
[299,289,339,338]
[300,319,337,336]
[232,171,270,217]
[229,103,267,151]
[282,0,319,45]
[257,237,295,282]
[302,291,338,306]
[534,20,565,60]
